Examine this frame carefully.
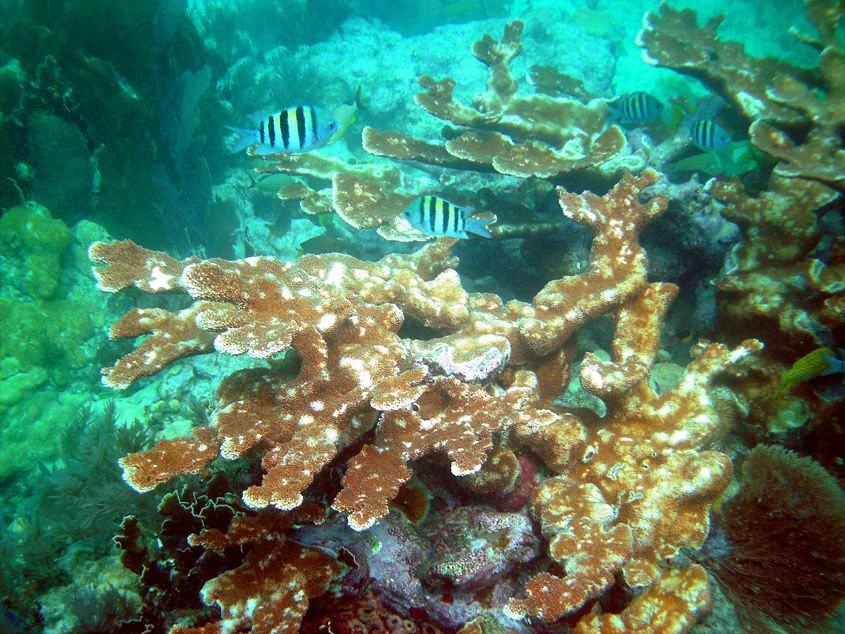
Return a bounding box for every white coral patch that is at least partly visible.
[317,313,337,330]
[582,364,605,388]
[326,262,346,286]
[670,430,690,443]
[736,91,767,118]
[148,265,174,291]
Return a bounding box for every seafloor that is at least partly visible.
[0,0,843,632]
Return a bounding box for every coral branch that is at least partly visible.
[518,169,666,356]
[637,2,804,122]
[507,340,761,623]
[103,304,217,389]
[580,282,679,399]
[89,239,198,293]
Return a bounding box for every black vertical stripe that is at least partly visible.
[296,106,307,150]
[259,119,265,144]
[452,205,461,234]
[428,196,437,233]
[418,196,426,227]
[268,116,275,147]
[310,106,318,144]
[280,111,290,149]
[441,201,449,234]
[634,93,643,120]
[706,121,714,148]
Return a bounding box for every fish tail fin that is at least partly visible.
[605,98,621,122]
[355,84,369,111]
[466,215,495,238]
[224,126,256,153]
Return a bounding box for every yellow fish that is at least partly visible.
[328,85,368,144]
[779,347,843,392]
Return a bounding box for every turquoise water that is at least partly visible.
[1,1,843,632]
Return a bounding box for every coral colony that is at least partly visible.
[1,0,844,632]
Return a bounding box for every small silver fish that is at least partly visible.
[608,92,664,123]
[401,195,493,238]
[690,119,731,152]
[226,105,339,154]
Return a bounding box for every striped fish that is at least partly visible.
[775,347,844,396]
[781,347,843,385]
[608,92,663,123]
[401,195,494,239]
[226,105,339,154]
[689,119,731,152]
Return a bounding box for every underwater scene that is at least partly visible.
[0,0,844,632]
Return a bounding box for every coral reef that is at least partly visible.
[638,0,845,456]
[6,1,844,632]
[361,20,632,181]
[91,164,759,629]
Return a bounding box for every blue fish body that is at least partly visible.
[690,119,731,152]
[227,105,339,154]
[402,195,493,239]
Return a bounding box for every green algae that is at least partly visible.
[0,201,72,299]
[0,203,103,480]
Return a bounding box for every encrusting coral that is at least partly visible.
[92,164,760,630]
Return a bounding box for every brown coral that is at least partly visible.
[505,339,760,624]
[174,511,339,634]
[364,21,627,181]
[637,2,805,122]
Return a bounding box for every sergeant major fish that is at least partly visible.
[608,92,664,124]
[226,105,339,154]
[401,195,494,238]
[690,119,731,152]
